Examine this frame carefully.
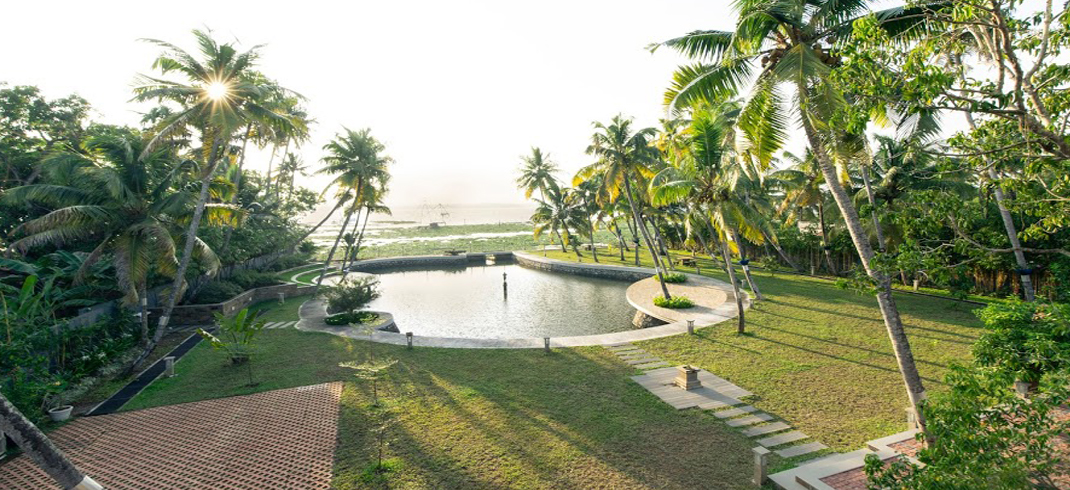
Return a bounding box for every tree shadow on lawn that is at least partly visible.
[756,325,958,369]
[334,346,756,490]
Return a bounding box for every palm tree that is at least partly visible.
[650,106,770,331]
[771,150,840,274]
[532,187,587,259]
[314,128,391,293]
[516,147,560,201]
[655,0,935,433]
[577,115,672,299]
[575,178,606,263]
[276,152,309,200]
[132,29,297,351]
[3,132,233,345]
[0,392,104,489]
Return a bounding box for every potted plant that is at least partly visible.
[46,393,73,422]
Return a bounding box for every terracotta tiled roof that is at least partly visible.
[0,382,343,490]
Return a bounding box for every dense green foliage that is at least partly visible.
[660,272,687,283]
[322,276,381,316]
[325,311,380,326]
[653,295,694,308]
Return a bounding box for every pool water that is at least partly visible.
[354,263,635,339]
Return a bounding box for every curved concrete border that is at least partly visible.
[295,252,748,349]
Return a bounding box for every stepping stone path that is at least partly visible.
[263,321,298,330]
[605,342,829,463]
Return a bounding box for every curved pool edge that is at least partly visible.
[296,251,748,349]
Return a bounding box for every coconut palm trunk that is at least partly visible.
[588,220,600,263]
[817,200,837,275]
[0,393,104,490]
[612,222,627,260]
[291,197,348,249]
[860,164,887,251]
[350,207,374,265]
[220,125,252,255]
[761,229,800,271]
[624,178,671,298]
[138,287,150,348]
[315,198,359,293]
[649,217,676,270]
[962,112,1036,301]
[799,84,928,434]
[731,229,763,300]
[152,138,222,346]
[718,238,746,333]
[274,138,292,200]
[340,206,365,280]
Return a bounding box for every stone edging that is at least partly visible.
[295,251,744,349]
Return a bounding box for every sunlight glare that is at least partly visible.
[206,82,228,101]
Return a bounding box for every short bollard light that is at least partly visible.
[752,446,771,485]
[406,332,414,349]
[163,356,176,377]
[687,319,695,335]
[544,337,551,353]
[277,292,285,304]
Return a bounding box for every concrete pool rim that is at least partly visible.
[296,251,749,349]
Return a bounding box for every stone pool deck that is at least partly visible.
[297,252,747,349]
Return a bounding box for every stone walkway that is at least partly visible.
[607,343,828,460]
[262,320,297,329]
[0,383,344,490]
[768,430,921,490]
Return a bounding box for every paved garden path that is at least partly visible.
[0,383,343,490]
[606,343,829,461]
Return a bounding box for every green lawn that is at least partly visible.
[248,294,313,323]
[541,248,983,450]
[127,327,757,489]
[120,246,983,487]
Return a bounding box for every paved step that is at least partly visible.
[696,400,735,410]
[757,430,809,448]
[741,422,791,437]
[635,361,670,370]
[713,405,758,419]
[606,343,637,350]
[776,442,828,458]
[625,357,663,365]
[616,351,652,359]
[725,413,774,427]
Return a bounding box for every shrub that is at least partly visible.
[322,276,381,315]
[198,308,266,387]
[325,311,380,326]
[653,295,694,309]
[269,255,309,272]
[190,280,244,304]
[229,270,280,290]
[298,240,318,255]
[660,272,687,283]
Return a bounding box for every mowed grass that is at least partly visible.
[127,326,757,489]
[247,294,312,323]
[541,248,983,450]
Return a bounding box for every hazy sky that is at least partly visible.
[1,0,751,209]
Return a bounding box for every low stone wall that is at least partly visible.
[513,252,655,283]
[150,283,317,326]
[348,255,469,272]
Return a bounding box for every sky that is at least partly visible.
[1,0,746,210]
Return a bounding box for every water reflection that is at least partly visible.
[333,263,635,339]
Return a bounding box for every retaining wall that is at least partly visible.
[348,255,469,272]
[150,283,317,326]
[513,252,655,282]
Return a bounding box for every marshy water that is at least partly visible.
[342,262,635,339]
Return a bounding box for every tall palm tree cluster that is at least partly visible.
[517,0,1070,441]
[0,29,396,486]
